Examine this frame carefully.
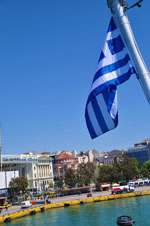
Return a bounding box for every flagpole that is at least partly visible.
[107,0,150,104]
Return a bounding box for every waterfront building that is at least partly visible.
[126,139,150,163]
[53,150,101,179]
[2,152,54,191]
[72,150,97,164]
[96,150,126,165]
[53,152,78,179]
[91,149,102,160]
[0,170,19,191]
[73,151,89,164]
[88,150,94,162]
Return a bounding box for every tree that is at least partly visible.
[142,160,150,178]
[49,182,54,189]
[111,165,122,183]
[77,162,96,186]
[92,167,99,184]
[114,154,137,181]
[98,165,112,183]
[97,165,122,184]
[132,157,143,178]
[9,177,28,196]
[55,177,63,190]
[64,168,77,188]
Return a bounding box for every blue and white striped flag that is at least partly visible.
[85,17,136,139]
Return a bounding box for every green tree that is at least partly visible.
[9,177,28,196]
[111,165,122,183]
[77,162,96,186]
[49,182,54,189]
[92,167,99,184]
[114,154,137,181]
[55,177,63,189]
[132,157,143,178]
[97,165,122,184]
[142,160,150,178]
[98,165,112,183]
[64,168,77,188]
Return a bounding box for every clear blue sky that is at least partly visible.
[0,0,149,155]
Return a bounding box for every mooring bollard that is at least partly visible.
[117,216,135,226]
[64,203,70,207]
[41,207,45,212]
[30,210,36,215]
[4,217,11,223]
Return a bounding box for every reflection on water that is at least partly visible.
[3,196,150,226]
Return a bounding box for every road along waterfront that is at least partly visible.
[0,186,150,224]
[1,194,150,226]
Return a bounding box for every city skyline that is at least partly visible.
[2,138,150,156]
[0,0,149,155]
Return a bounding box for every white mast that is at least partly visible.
[107,0,150,104]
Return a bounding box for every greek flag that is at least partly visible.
[85,17,135,139]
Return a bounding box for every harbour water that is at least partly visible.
[3,196,150,226]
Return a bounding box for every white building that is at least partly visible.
[0,171,19,189]
[88,150,94,162]
[2,152,54,191]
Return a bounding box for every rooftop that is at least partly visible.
[56,153,73,160]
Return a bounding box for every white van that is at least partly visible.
[21,201,32,209]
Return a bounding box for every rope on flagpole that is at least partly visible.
[107,0,144,10]
[126,0,144,10]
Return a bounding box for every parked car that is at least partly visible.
[87,193,92,197]
[21,201,32,209]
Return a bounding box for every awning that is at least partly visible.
[101,184,110,188]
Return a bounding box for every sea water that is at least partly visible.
[3,196,150,226]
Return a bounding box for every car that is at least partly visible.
[87,193,92,197]
[21,201,32,209]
